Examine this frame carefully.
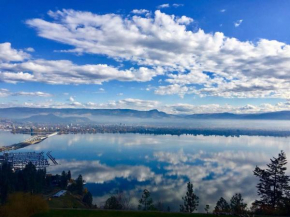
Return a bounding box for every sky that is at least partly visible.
[1,0,290,114]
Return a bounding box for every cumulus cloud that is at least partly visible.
[0,57,163,84]
[0,43,30,62]
[220,9,226,13]
[23,10,290,99]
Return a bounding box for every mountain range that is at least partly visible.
[1,107,290,123]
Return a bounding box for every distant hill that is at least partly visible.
[185,111,290,120]
[1,107,290,121]
[20,114,91,124]
[0,107,171,120]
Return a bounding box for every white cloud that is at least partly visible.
[0,58,163,84]
[220,9,226,13]
[108,98,160,109]
[234,19,243,27]
[176,16,193,25]
[131,9,150,15]
[0,43,30,62]
[0,88,52,97]
[48,160,155,184]
[2,96,290,114]
[155,84,196,98]
[69,96,75,102]
[25,47,35,52]
[173,4,184,8]
[157,4,170,8]
[24,10,290,99]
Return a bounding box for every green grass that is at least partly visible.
[34,209,231,217]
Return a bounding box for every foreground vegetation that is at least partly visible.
[33,209,236,217]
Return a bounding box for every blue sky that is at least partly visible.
[1,0,290,114]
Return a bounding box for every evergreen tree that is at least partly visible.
[214,197,230,213]
[180,182,199,213]
[67,170,71,180]
[0,162,13,204]
[253,150,290,211]
[76,175,84,195]
[204,204,210,214]
[230,193,247,214]
[60,171,68,188]
[138,189,155,211]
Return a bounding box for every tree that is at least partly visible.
[138,189,155,211]
[83,192,93,207]
[115,190,131,210]
[230,193,247,214]
[204,204,210,214]
[75,175,84,195]
[214,197,230,214]
[104,196,122,210]
[253,151,290,212]
[0,162,14,204]
[180,182,199,213]
[60,171,68,188]
[156,201,164,211]
[67,170,71,181]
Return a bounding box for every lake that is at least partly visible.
[1,131,290,211]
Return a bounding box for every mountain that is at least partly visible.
[186,111,290,120]
[20,114,91,124]
[1,107,290,121]
[0,108,171,120]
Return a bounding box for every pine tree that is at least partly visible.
[67,170,71,181]
[214,197,230,213]
[180,182,199,213]
[138,189,154,211]
[253,151,290,211]
[230,193,247,214]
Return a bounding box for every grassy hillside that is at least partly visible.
[47,193,86,209]
[34,209,232,217]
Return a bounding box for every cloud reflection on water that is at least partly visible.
[3,132,290,212]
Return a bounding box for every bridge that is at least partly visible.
[0,132,58,152]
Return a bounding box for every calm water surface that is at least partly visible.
[1,131,290,211]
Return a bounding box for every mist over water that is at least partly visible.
[1,130,290,211]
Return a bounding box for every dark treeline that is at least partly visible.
[0,162,46,204]
[0,163,92,207]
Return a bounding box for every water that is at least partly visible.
[1,131,290,211]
